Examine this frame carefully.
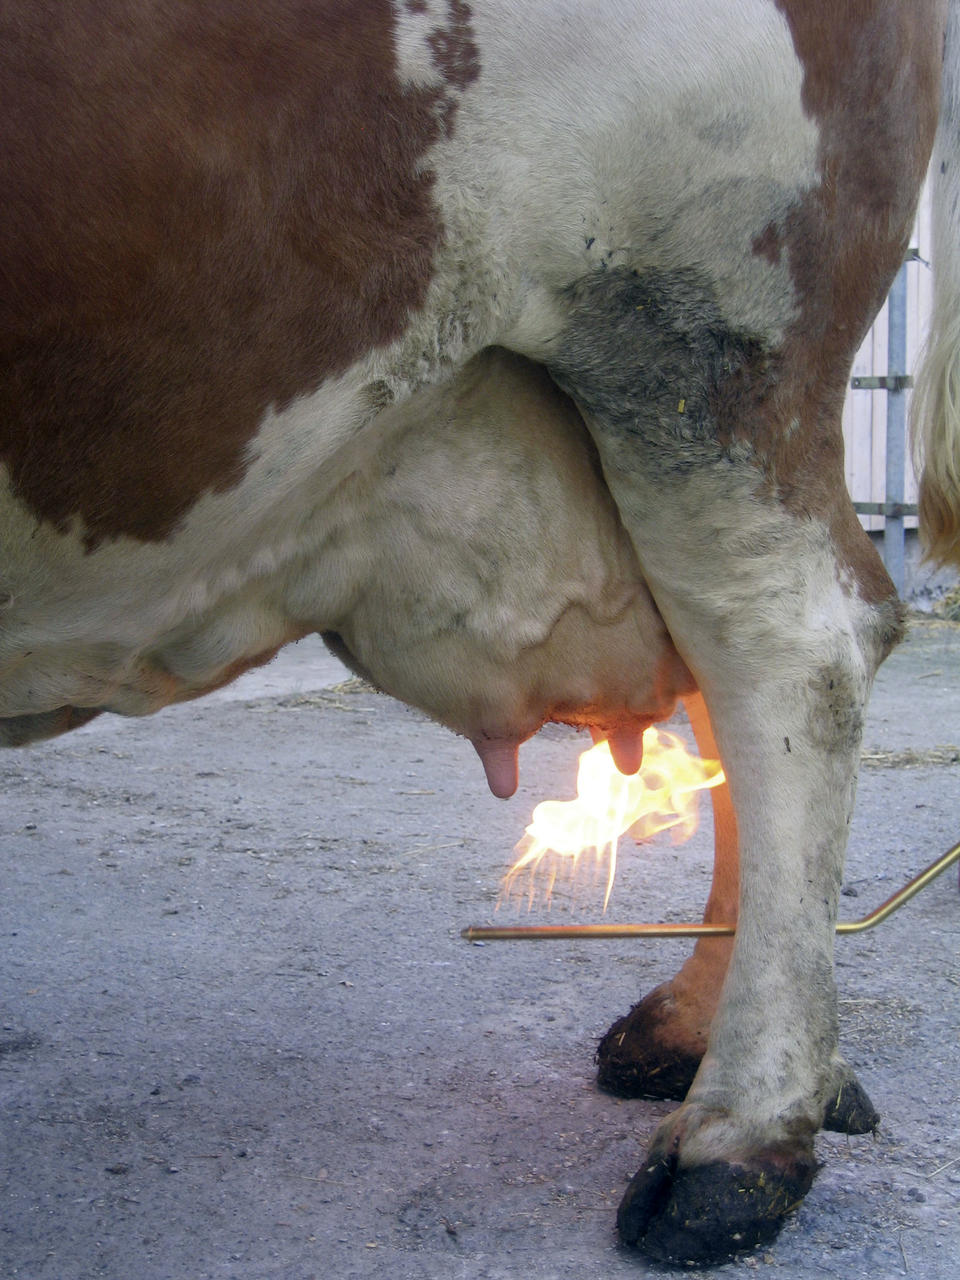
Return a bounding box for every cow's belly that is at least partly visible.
[0,348,693,749]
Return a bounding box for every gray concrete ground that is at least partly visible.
[1,620,959,1280]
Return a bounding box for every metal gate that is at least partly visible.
[841,183,932,594]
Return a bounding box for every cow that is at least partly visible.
[1,0,958,1266]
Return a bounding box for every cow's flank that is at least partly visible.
[0,1,476,546]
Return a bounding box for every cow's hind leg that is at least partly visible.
[596,691,737,1103]
[546,263,904,1265]
[596,693,880,1137]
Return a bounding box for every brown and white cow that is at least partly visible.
[2,0,958,1265]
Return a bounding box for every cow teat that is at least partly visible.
[471,736,520,799]
[589,724,647,776]
[607,727,645,776]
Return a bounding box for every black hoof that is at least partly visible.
[598,997,881,1138]
[596,996,700,1101]
[822,1070,880,1135]
[617,1153,818,1267]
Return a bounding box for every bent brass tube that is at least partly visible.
[461,838,960,942]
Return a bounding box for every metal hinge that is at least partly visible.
[849,375,914,392]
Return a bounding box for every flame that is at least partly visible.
[502,729,725,912]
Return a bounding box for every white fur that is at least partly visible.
[425,0,820,353]
[392,0,454,91]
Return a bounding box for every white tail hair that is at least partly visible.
[912,1,960,566]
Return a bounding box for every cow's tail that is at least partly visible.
[911,1,960,566]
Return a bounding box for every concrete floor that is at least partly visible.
[1,620,958,1279]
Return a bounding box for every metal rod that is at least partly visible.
[835,838,960,933]
[883,261,909,595]
[461,838,960,942]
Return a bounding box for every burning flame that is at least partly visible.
[502,729,724,911]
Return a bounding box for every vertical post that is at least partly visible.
[884,263,908,596]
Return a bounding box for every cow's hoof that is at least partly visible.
[597,995,881,1137]
[822,1064,880,1134]
[617,1149,818,1267]
[596,989,701,1101]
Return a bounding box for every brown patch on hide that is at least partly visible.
[0,706,103,748]
[427,1,481,93]
[737,3,944,605]
[0,0,478,547]
[751,222,783,267]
